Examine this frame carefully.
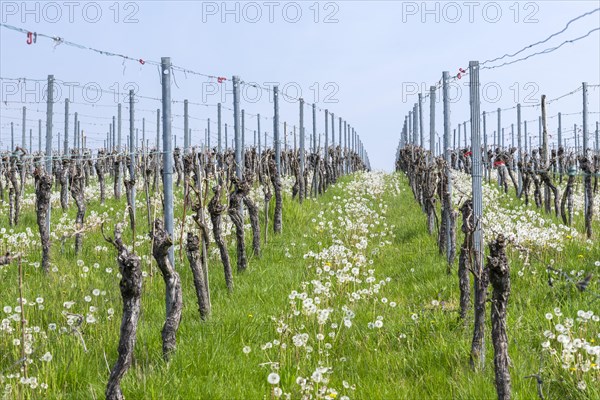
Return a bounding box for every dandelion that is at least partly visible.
[3,306,11,313]
[267,373,280,385]
[554,307,562,317]
[242,346,251,354]
[40,352,52,362]
[273,387,283,397]
[311,370,323,383]
[545,313,553,320]
[92,289,100,296]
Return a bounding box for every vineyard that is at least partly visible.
[1,3,600,400]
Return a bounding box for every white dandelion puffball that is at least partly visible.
[267,372,280,385]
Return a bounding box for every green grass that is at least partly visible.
[1,172,599,399]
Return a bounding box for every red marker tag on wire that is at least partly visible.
[457,67,466,79]
[27,32,33,45]
[217,77,226,83]
[139,59,145,65]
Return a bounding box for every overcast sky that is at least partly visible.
[1,1,599,170]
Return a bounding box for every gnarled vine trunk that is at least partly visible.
[151,219,183,360]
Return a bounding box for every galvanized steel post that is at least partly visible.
[45,75,54,172]
[45,75,54,233]
[558,112,562,149]
[517,104,522,194]
[273,86,281,174]
[22,106,26,149]
[312,103,317,155]
[218,103,222,156]
[469,62,484,370]
[118,103,122,151]
[129,89,136,220]
[257,113,261,157]
[497,108,501,149]
[64,99,69,154]
[582,82,588,153]
[324,109,329,163]
[233,76,242,179]
[442,70,452,266]
[183,99,189,153]
[429,86,436,158]
[299,98,305,189]
[161,57,174,268]
[241,109,245,168]
[418,93,424,148]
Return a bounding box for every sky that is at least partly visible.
[1,0,599,170]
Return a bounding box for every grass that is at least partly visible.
[0,172,599,399]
